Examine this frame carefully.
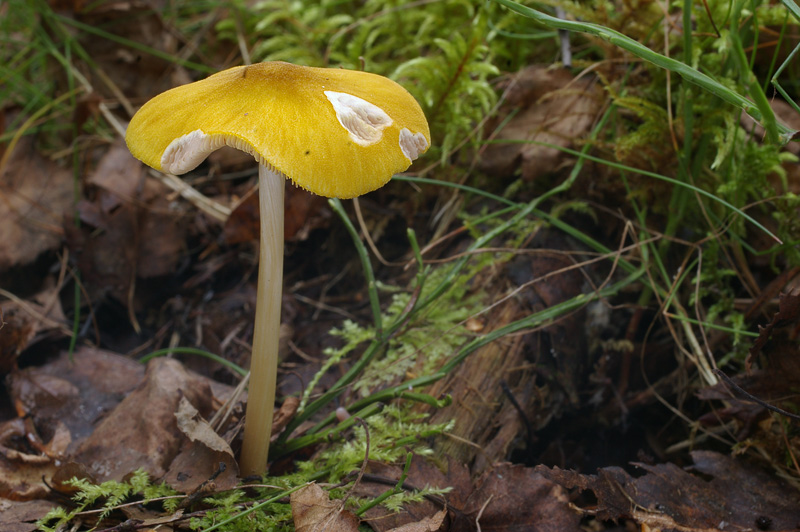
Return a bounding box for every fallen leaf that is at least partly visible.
[357,458,579,532]
[7,346,145,449]
[271,396,300,442]
[71,357,213,481]
[460,464,580,532]
[0,418,60,500]
[163,397,238,492]
[67,139,187,305]
[356,458,458,532]
[291,483,359,532]
[480,66,603,182]
[0,499,57,532]
[537,450,800,531]
[0,282,69,369]
[0,138,73,272]
[385,510,446,532]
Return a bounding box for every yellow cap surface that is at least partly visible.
[125,62,430,198]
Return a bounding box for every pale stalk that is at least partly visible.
[240,164,284,476]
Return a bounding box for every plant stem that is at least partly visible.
[240,164,285,476]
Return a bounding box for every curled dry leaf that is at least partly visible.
[0,419,60,500]
[7,346,145,448]
[71,357,213,482]
[0,499,57,532]
[384,510,446,532]
[479,66,603,182]
[164,396,238,493]
[536,450,800,531]
[291,483,359,532]
[747,287,800,369]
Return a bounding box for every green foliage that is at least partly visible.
[298,405,453,484]
[305,259,484,404]
[222,0,560,164]
[189,490,295,532]
[37,470,179,532]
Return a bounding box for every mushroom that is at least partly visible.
[125,61,431,476]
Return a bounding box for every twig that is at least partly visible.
[713,368,800,422]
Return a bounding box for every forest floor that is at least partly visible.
[2,1,800,532]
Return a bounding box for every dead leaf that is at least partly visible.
[356,458,456,532]
[460,464,580,532]
[271,396,300,442]
[537,450,800,531]
[480,66,603,181]
[384,510,446,532]
[748,287,800,369]
[163,397,238,493]
[7,346,145,450]
[0,138,73,272]
[0,419,61,500]
[67,139,186,305]
[357,458,578,532]
[291,483,359,532]
[71,357,213,482]
[0,283,68,374]
[0,499,57,532]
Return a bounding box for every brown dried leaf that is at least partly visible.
[356,458,464,532]
[480,66,603,181]
[271,396,300,442]
[0,499,57,532]
[385,510,446,532]
[537,450,800,531]
[460,464,581,532]
[0,138,73,271]
[291,483,359,532]
[67,140,186,303]
[71,357,213,481]
[0,433,60,500]
[164,397,238,493]
[748,287,800,368]
[7,346,145,449]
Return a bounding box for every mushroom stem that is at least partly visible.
[240,163,285,476]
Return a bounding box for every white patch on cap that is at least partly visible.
[161,130,218,174]
[398,128,428,161]
[324,91,392,146]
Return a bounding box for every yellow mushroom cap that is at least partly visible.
[125,62,431,199]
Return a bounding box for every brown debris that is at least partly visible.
[291,483,360,532]
[225,182,331,244]
[164,396,239,492]
[67,139,187,305]
[356,457,579,532]
[0,499,57,532]
[480,66,604,181]
[0,418,61,500]
[71,357,213,482]
[748,287,800,369]
[0,138,73,272]
[7,346,145,449]
[538,450,800,531]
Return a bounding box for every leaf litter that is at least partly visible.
[2,2,800,531]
